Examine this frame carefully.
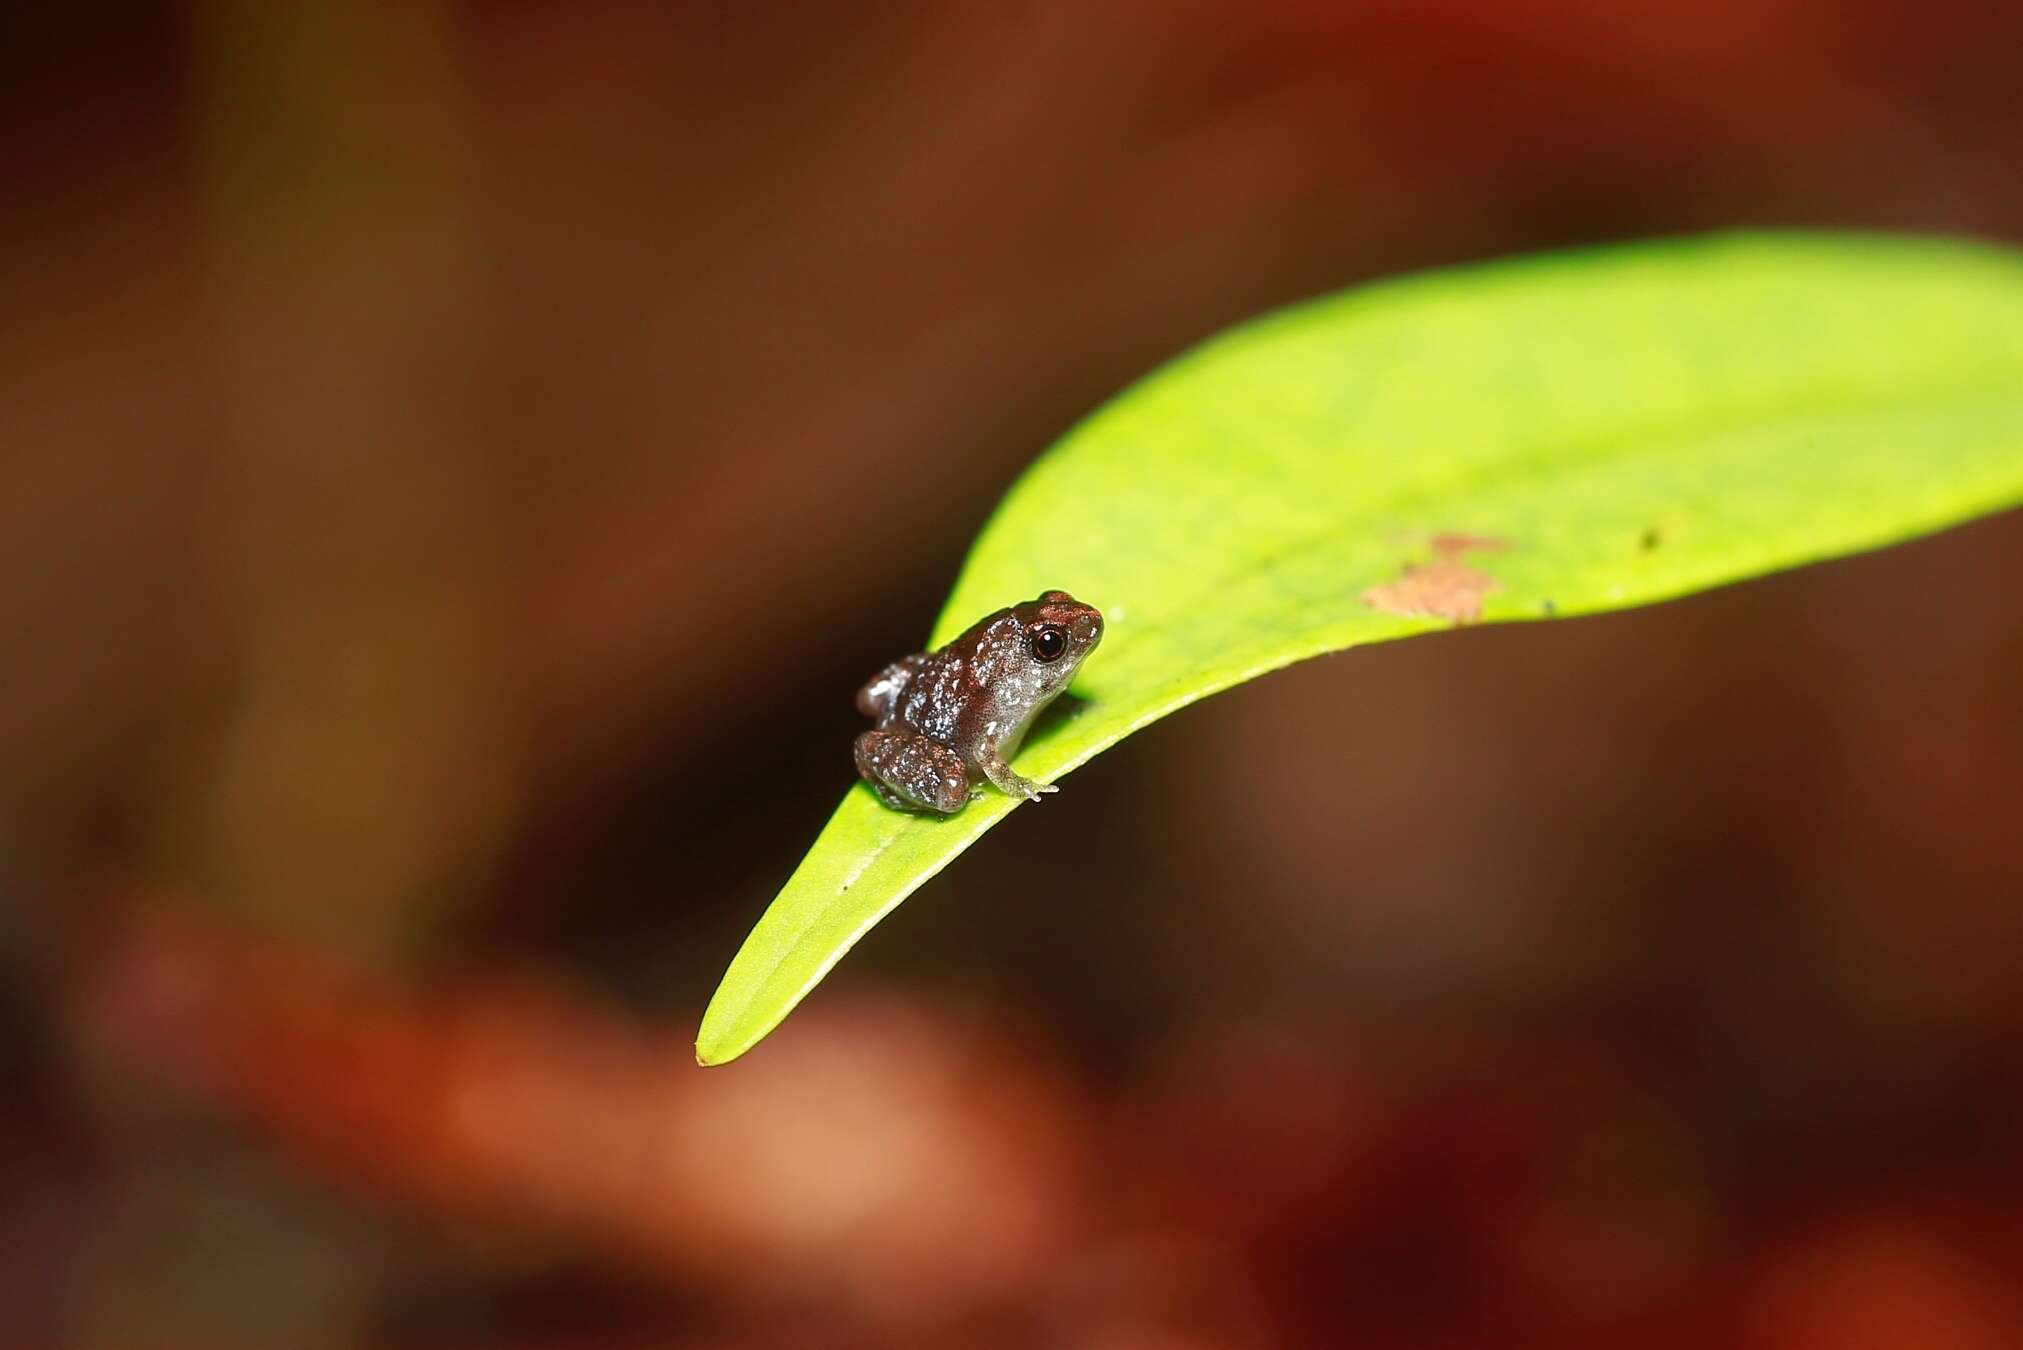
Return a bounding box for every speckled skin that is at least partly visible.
[854,590,1103,814]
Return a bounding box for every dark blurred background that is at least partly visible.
[5,1,2023,1346]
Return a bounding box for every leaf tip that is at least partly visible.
[693,1030,738,1068]
[694,1004,756,1067]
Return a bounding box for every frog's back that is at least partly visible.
[895,653,969,744]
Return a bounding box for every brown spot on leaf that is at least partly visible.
[1427,532,1509,560]
[1363,532,1509,626]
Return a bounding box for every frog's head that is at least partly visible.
[1010,589,1103,696]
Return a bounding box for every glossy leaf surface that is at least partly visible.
[699,232,2023,1065]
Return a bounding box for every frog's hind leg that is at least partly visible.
[856,656,924,718]
[854,728,972,815]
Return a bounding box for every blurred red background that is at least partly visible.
[5,1,2023,1345]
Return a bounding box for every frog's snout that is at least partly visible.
[1073,610,1103,644]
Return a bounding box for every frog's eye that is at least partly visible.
[1027,624,1068,663]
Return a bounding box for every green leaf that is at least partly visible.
[697,231,2023,1065]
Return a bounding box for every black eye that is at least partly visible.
[1027,624,1068,663]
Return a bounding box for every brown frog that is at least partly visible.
[854,590,1104,814]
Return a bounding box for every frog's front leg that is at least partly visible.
[978,745,1056,803]
[854,728,973,815]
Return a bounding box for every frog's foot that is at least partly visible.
[855,729,972,815]
[867,780,915,812]
[980,751,1055,803]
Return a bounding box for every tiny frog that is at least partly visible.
[854,589,1104,814]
